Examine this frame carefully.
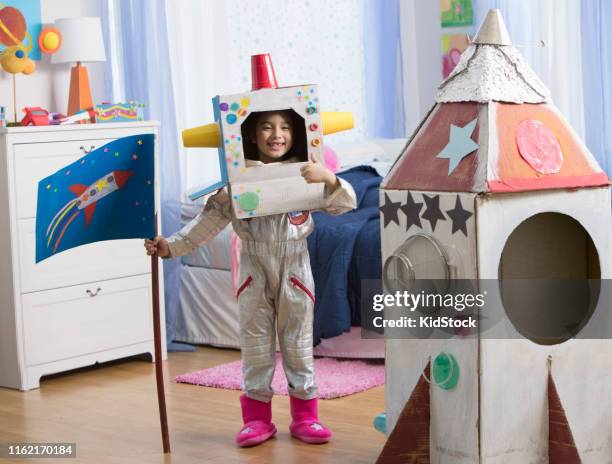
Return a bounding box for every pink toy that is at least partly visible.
[323,145,340,173]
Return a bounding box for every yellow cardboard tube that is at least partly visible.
[322,112,354,135]
[182,123,221,148]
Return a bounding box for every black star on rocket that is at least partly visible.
[421,194,446,232]
[445,195,473,236]
[379,193,401,228]
[400,192,423,231]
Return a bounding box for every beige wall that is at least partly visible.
[1,0,105,123]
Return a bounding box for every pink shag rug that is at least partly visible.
[175,354,385,399]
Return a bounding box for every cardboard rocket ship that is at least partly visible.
[380,10,612,462]
[182,54,354,219]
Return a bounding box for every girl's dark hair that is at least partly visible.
[240,110,307,162]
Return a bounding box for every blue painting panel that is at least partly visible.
[36,134,155,263]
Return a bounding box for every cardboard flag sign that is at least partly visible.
[36,134,155,262]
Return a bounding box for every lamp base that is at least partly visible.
[67,62,95,123]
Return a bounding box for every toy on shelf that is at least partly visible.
[48,112,66,125]
[20,106,49,126]
[181,53,354,219]
[0,5,62,125]
[0,6,36,125]
[95,102,145,123]
[58,108,96,125]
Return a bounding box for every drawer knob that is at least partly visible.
[86,287,102,297]
[80,145,96,154]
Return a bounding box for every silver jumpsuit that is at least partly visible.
[166,177,356,402]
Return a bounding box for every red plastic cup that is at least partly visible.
[251,53,278,90]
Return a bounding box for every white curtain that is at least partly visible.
[166,0,366,191]
[400,0,585,139]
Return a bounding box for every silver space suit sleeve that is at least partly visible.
[166,189,232,258]
[321,177,357,216]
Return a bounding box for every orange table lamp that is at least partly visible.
[51,17,106,120]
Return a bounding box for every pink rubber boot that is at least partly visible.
[235,394,277,447]
[289,396,332,444]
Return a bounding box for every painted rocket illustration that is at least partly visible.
[45,170,133,253]
[68,170,134,224]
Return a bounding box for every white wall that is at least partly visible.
[0,0,105,123]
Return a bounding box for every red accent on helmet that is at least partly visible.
[251,53,278,90]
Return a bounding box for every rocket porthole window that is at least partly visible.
[498,212,600,345]
[383,234,450,294]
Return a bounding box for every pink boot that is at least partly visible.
[289,396,332,444]
[235,394,277,447]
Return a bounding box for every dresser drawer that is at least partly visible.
[22,274,153,366]
[14,138,119,219]
[18,218,150,293]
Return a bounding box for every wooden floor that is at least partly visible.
[0,346,386,464]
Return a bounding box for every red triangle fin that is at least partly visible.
[376,362,430,463]
[68,184,88,197]
[83,203,97,227]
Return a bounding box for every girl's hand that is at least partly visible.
[144,236,170,257]
[300,153,340,190]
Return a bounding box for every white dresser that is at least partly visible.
[0,122,166,391]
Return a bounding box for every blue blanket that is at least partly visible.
[307,166,382,344]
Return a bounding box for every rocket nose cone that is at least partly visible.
[114,170,134,188]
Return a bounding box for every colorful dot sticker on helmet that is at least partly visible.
[516,119,563,174]
[219,102,229,112]
[306,106,317,115]
[230,102,240,112]
[226,113,237,124]
[240,97,250,108]
[238,192,259,211]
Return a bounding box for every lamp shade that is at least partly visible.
[51,17,106,64]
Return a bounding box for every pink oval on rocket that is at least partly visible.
[516,119,564,174]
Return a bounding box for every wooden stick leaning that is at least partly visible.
[151,226,171,453]
[13,74,17,123]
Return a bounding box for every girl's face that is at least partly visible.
[252,112,294,163]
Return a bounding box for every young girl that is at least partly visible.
[145,110,356,447]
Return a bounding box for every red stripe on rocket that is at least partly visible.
[68,170,134,226]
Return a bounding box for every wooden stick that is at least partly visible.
[151,217,170,453]
[12,74,17,123]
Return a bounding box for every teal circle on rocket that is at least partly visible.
[433,352,459,390]
[238,192,259,211]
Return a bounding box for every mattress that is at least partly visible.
[175,266,240,348]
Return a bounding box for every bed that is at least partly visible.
[173,139,406,358]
